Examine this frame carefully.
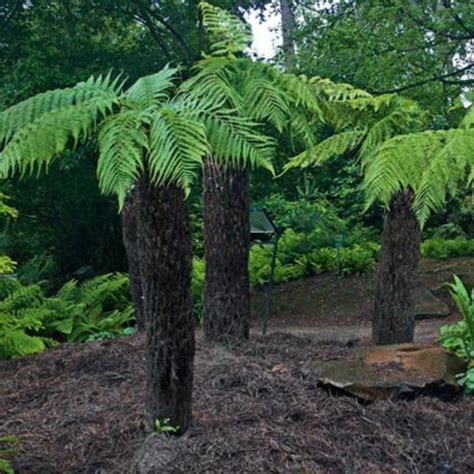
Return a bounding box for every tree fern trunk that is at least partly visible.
[122,188,145,331]
[372,189,421,345]
[136,178,195,434]
[203,157,250,345]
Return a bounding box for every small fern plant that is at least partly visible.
[0,193,18,275]
[0,273,134,359]
[439,275,474,395]
[0,435,21,474]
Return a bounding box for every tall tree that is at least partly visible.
[0,68,201,432]
[294,0,474,124]
[0,65,274,432]
[363,111,474,343]
[280,0,297,70]
[285,80,429,344]
[186,3,322,344]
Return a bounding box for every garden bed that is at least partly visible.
[1,332,473,473]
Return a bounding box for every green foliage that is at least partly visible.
[0,61,278,211]
[363,123,474,225]
[421,238,474,260]
[16,253,59,286]
[0,273,134,359]
[0,435,21,474]
[154,418,179,435]
[295,0,473,121]
[0,193,17,275]
[0,257,16,275]
[192,258,205,325]
[199,2,252,57]
[249,230,379,286]
[439,275,474,395]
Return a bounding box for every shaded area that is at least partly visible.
[1,333,473,473]
[251,257,474,329]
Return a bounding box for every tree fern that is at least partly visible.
[147,104,210,191]
[125,66,178,108]
[0,73,123,145]
[199,2,252,57]
[364,124,474,225]
[98,110,148,206]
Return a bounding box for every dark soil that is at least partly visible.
[1,332,473,473]
[251,257,474,328]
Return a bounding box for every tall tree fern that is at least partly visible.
[185,2,342,344]
[0,62,274,432]
[361,105,473,344]
[285,75,472,344]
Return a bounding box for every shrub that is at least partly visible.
[248,230,379,286]
[192,258,205,324]
[0,273,134,359]
[422,238,474,259]
[0,435,21,474]
[439,275,474,395]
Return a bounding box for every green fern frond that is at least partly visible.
[0,329,46,359]
[183,57,243,110]
[0,95,119,179]
[272,74,320,117]
[0,73,122,146]
[414,129,474,224]
[0,256,16,274]
[98,110,147,207]
[363,128,474,225]
[241,74,290,132]
[199,2,252,56]
[203,111,275,172]
[0,284,44,313]
[0,193,18,218]
[461,105,474,129]
[285,130,365,171]
[125,65,179,109]
[147,104,210,192]
[309,76,371,102]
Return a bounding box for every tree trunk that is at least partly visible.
[135,178,195,434]
[280,0,297,71]
[203,158,250,345]
[122,187,145,331]
[372,190,421,345]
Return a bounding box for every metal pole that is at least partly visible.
[262,233,280,335]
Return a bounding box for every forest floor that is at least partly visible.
[251,257,474,341]
[1,257,473,473]
[2,332,473,473]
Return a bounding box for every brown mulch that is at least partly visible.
[1,332,473,473]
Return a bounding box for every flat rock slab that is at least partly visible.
[414,287,450,320]
[304,343,465,401]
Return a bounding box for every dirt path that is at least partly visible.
[261,318,448,343]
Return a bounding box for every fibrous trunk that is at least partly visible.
[203,157,250,345]
[135,178,195,434]
[122,187,145,331]
[372,189,421,345]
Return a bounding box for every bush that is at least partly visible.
[439,275,474,395]
[192,258,205,324]
[0,273,134,359]
[248,229,379,286]
[422,238,474,259]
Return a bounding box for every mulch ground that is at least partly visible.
[1,332,473,473]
